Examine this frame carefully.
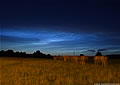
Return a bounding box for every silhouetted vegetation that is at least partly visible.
[94,51,120,59]
[106,54,120,59]
[80,54,84,56]
[95,51,102,56]
[0,50,120,59]
[0,50,53,59]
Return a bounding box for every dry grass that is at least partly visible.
[0,57,120,85]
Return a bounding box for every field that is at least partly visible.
[0,57,120,85]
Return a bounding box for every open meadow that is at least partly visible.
[0,57,120,85]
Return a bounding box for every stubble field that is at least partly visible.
[0,57,120,85]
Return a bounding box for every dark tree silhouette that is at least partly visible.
[33,50,53,58]
[0,49,53,59]
[6,50,14,56]
[80,54,84,56]
[95,51,102,56]
[36,50,41,54]
[33,50,43,57]
[0,50,5,56]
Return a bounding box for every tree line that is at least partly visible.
[0,50,53,59]
[0,50,120,59]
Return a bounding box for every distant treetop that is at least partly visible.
[95,51,102,56]
[80,54,84,56]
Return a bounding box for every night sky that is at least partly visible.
[0,0,120,55]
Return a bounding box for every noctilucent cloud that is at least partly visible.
[1,28,120,55]
[0,0,120,55]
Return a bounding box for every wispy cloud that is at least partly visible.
[82,50,96,52]
[98,49,108,51]
[1,29,120,55]
[0,35,39,43]
[87,50,96,52]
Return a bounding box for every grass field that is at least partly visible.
[0,57,120,85]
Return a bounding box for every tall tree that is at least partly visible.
[95,51,102,56]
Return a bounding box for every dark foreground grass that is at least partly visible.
[0,57,120,85]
